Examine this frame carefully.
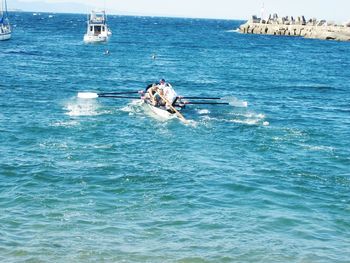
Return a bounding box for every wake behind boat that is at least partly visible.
[83,10,111,43]
[0,0,11,41]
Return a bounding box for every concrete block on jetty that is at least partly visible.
[239,14,350,41]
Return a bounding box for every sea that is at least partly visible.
[0,12,350,262]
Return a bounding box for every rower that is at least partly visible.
[160,81,177,104]
[157,80,179,112]
[145,84,163,106]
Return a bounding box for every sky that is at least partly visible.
[9,0,350,22]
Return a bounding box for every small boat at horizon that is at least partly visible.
[0,0,11,41]
[83,10,111,43]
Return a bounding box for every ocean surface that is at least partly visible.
[1,12,350,262]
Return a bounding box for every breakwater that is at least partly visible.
[239,14,350,41]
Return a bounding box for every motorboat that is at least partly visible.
[83,10,111,43]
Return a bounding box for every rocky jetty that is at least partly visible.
[239,14,350,41]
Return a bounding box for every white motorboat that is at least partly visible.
[0,0,11,41]
[83,10,111,43]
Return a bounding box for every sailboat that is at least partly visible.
[0,0,11,41]
[83,10,111,43]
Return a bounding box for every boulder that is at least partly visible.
[301,16,306,25]
[317,20,326,26]
[238,14,350,41]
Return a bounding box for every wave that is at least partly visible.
[197,109,210,115]
[301,144,335,153]
[50,120,80,127]
[223,96,248,107]
[120,99,144,114]
[5,49,43,56]
[198,110,269,126]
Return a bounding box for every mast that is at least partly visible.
[261,2,265,20]
[1,0,3,19]
[1,0,9,20]
[5,0,8,18]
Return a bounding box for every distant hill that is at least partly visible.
[8,0,155,16]
[9,0,93,14]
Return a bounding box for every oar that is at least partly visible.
[181,96,248,107]
[157,93,188,123]
[99,91,141,96]
[98,95,140,99]
[77,92,141,99]
[183,101,230,105]
[181,96,222,100]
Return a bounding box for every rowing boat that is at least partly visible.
[77,86,237,124]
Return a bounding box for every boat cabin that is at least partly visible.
[88,11,107,35]
[88,24,107,36]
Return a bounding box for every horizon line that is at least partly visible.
[8,9,248,21]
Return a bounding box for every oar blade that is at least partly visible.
[77,92,99,99]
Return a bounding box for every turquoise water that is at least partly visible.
[1,12,350,262]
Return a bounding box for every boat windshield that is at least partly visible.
[89,11,106,24]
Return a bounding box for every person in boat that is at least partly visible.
[144,79,167,95]
[158,79,178,107]
[145,83,155,93]
[153,88,166,107]
[143,83,163,106]
[144,79,179,110]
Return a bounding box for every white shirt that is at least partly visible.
[161,84,177,104]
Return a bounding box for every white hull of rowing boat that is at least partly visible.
[142,101,177,121]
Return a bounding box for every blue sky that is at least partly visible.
[10,0,350,22]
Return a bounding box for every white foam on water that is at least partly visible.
[39,141,69,150]
[285,128,305,139]
[64,99,108,117]
[224,96,248,108]
[184,119,198,127]
[229,119,260,125]
[197,109,210,115]
[121,100,143,114]
[234,112,265,119]
[65,103,98,116]
[51,120,80,127]
[225,109,268,126]
[301,144,335,152]
[199,110,269,126]
[93,144,114,149]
